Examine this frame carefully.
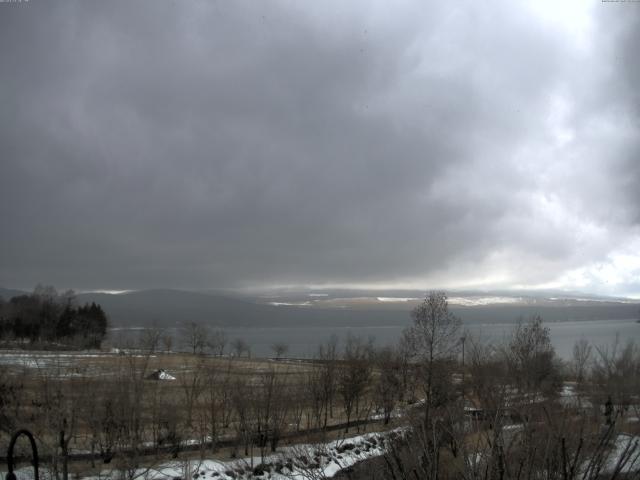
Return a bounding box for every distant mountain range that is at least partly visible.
[0,287,30,300]
[1,287,639,329]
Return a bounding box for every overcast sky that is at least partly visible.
[1,0,639,297]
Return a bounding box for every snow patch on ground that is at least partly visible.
[558,382,594,409]
[78,429,402,480]
[0,350,155,369]
[268,302,312,307]
[601,434,640,475]
[448,296,520,306]
[376,297,420,302]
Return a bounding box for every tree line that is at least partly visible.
[0,285,108,349]
[0,291,638,480]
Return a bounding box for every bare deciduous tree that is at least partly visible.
[571,336,592,384]
[139,327,163,354]
[208,329,228,356]
[506,315,560,402]
[404,291,461,427]
[162,333,173,353]
[373,347,402,425]
[271,342,289,359]
[182,321,209,355]
[231,337,250,358]
[338,334,373,432]
[592,337,640,419]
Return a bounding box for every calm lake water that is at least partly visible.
[111,318,640,361]
[222,319,640,360]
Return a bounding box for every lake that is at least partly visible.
[223,318,640,360]
[110,318,640,361]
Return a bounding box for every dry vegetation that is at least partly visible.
[1,292,640,480]
[0,342,402,480]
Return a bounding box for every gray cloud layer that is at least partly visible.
[1,1,639,295]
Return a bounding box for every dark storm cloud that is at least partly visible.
[1,1,639,294]
[614,8,640,225]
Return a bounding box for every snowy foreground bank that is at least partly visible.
[91,430,400,480]
[4,429,639,480]
[599,434,640,476]
[0,429,401,480]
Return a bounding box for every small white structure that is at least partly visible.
[146,368,176,381]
